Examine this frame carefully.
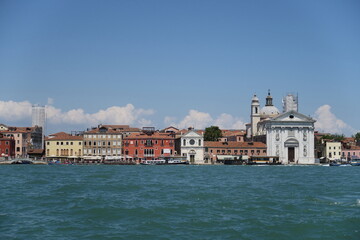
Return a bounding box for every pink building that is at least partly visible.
[342,146,360,160]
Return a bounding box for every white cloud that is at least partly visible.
[165,110,246,130]
[0,100,32,121]
[214,113,246,129]
[314,105,355,134]
[0,100,154,128]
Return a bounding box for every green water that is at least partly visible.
[0,165,359,239]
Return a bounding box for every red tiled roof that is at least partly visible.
[205,141,266,148]
[46,132,83,141]
[84,127,140,134]
[125,132,175,140]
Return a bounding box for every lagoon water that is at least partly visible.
[0,165,359,240]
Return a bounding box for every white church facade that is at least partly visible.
[247,91,316,164]
[180,130,205,164]
[263,111,316,164]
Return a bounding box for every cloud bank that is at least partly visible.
[0,100,154,128]
[164,110,246,129]
[314,104,355,135]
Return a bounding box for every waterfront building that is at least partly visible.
[123,127,176,162]
[261,111,316,164]
[82,125,130,160]
[179,129,204,164]
[246,91,316,164]
[45,132,83,162]
[342,146,360,160]
[323,141,342,161]
[0,124,43,157]
[204,141,267,163]
[0,133,15,158]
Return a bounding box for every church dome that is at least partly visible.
[261,105,280,116]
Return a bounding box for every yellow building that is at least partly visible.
[45,132,83,162]
[324,141,342,161]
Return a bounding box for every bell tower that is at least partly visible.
[251,94,260,138]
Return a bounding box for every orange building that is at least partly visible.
[123,127,176,162]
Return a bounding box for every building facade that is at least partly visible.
[264,111,316,164]
[83,125,124,160]
[342,146,360,160]
[180,130,204,164]
[324,142,342,161]
[123,128,176,162]
[45,132,83,162]
[204,141,267,163]
[0,133,15,158]
[0,124,43,157]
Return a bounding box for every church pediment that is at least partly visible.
[270,111,315,123]
[183,130,202,138]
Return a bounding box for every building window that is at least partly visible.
[199,140,201,146]
[57,142,59,145]
[61,142,63,145]
[183,139,186,146]
[217,150,220,153]
[47,142,50,145]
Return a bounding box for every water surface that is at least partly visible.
[1,165,359,239]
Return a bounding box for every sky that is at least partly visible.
[0,0,359,136]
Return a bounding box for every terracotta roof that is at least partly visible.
[125,132,175,140]
[222,130,246,137]
[46,132,83,141]
[102,125,130,129]
[84,127,140,134]
[0,126,37,133]
[204,141,266,148]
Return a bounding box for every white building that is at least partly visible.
[263,111,316,164]
[181,130,204,164]
[246,91,316,164]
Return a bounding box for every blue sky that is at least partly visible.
[0,0,359,135]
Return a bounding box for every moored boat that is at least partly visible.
[350,158,360,166]
[140,159,166,165]
[167,159,189,165]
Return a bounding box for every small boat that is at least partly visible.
[329,161,351,167]
[140,159,166,165]
[167,159,189,165]
[350,158,360,166]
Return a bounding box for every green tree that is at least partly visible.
[353,132,360,141]
[204,126,222,141]
[321,134,345,142]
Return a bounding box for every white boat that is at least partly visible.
[140,159,166,165]
[167,159,189,165]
